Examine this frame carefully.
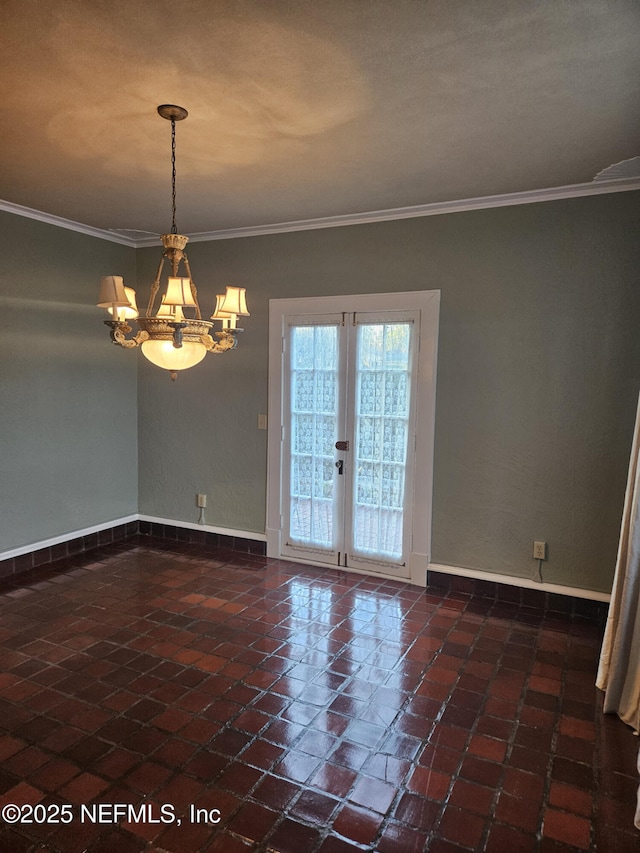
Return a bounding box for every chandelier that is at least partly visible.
[97,104,249,380]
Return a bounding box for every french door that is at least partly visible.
[267,292,439,585]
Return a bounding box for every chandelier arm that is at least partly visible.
[117,329,150,348]
[146,255,167,317]
[182,255,202,320]
[201,330,240,354]
[104,321,149,348]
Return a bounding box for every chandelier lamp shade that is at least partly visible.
[97,104,249,380]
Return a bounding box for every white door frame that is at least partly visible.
[267,291,440,587]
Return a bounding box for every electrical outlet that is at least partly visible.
[533,540,546,560]
[197,494,207,508]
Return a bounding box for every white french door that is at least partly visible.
[267,292,439,585]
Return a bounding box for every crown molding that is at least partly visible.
[0,200,136,245]
[2,177,639,248]
[182,178,640,245]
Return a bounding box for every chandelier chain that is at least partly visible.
[171,119,177,234]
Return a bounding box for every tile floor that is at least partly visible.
[0,539,638,853]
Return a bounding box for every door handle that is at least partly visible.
[335,460,344,475]
[335,440,350,451]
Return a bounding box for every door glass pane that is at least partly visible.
[353,322,412,561]
[289,325,339,549]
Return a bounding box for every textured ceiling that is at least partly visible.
[1,0,639,236]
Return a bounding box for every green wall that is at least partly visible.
[0,213,138,552]
[3,191,638,593]
[136,191,640,592]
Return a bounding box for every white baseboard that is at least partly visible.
[139,515,267,542]
[0,514,266,563]
[0,515,139,561]
[3,524,610,605]
[428,562,611,602]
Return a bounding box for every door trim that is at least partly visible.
[267,291,440,586]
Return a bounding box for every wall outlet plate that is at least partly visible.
[533,540,546,560]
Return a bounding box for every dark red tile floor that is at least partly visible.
[0,540,638,852]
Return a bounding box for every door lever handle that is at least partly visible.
[335,460,344,475]
[335,440,350,451]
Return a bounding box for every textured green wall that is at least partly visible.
[137,191,640,592]
[0,213,138,552]
[6,192,637,591]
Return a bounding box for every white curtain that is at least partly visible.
[596,392,640,737]
[637,748,640,830]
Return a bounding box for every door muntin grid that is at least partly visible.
[351,321,413,563]
[288,324,339,550]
